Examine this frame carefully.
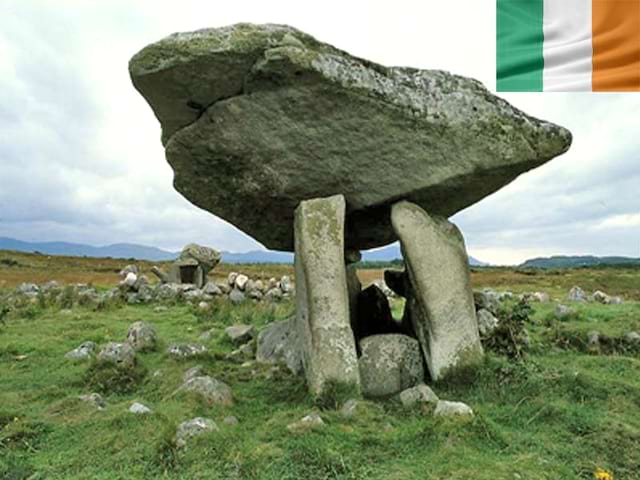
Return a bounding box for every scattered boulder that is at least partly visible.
[530,291,550,303]
[358,334,424,398]
[65,341,97,360]
[122,272,138,289]
[79,393,106,410]
[202,282,222,296]
[228,272,239,286]
[433,400,474,420]
[126,321,157,352]
[340,399,363,419]
[256,318,303,375]
[198,329,217,342]
[587,331,601,352]
[167,343,207,359]
[223,416,239,426]
[287,412,325,433]
[179,375,233,406]
[592,290,624,305]
[473,290,501,316]
[235,274,249,291]
[229,289,246,305]
[183,365,204,382]
[225,324,255,344]
[119,265,139,277]
[568,286,588,303]
[625,331,640,344]
[129,402,152,414]
[399,384,439,410]
[225,342,255,361]
[476,309,499,336]
[555,304,576,320]
[279,276,293,294]
[97,342,136,369]
[264,288,283,303]
[175,417,218,448]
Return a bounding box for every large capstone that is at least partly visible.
[294,194,360,395]
[391,201,483,381]
[129,23,571,252]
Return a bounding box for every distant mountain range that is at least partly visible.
[520,255,640,269]
[0,236,488,265]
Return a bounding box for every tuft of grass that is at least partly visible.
[83,360,148,395]
[313,380,361,411]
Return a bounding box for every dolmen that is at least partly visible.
[130,23,571,395]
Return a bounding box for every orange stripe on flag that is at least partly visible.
[592,0,640,91]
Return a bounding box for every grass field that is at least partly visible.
[1,251,639,479]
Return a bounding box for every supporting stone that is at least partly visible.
[294,194,360,395]
[391,201,483,381]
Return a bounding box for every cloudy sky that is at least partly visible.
[1,1,638,265]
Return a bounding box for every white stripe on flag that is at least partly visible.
[543,0,593,91]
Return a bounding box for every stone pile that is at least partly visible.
[129,23,571,395]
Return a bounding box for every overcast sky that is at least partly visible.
[1,1,638,265]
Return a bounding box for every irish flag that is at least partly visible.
[497,0,640,91]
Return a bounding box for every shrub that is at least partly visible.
[482,299,532,360]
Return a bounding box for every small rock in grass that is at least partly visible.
[433,400,474,420]
[568,286,588,303]
[287,412,325,433]
[399,384,439,410]
[175,417,218,448]
[154,306,168,313]
[183,365,204,382]
[202,282,222,296]
[79,393,106,410]
[198,329,217,341]
[126,321,157,352]
[129,402,152,414]
[555,304,576,320]
[625,331,640,344]
[225,324,255,344]
[587,330,601,352]
[97,342,136,369]
[167,343,207,359]
[476,309,498,336]
[179,376,233,406]
[340,399,362,419]
[65,341,96,360]
[197,301,210,311]
[226,342,255,361]
[223,416,239,426]
[229,289,246,305]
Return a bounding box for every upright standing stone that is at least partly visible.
[391,201,483,381]
[294,194,360,395]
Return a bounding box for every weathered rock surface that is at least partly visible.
[568,286,588,302]
[79,393,106,410]
[97,342,136,369]
[179,375,233,406]
[399,384,439,410]
[130,23,571,251]
[129,402,152,414]
[126,321,158,352]
[256,317,303,375]
[287,412,325,433]
[65,341,97,360]
[476,308,499,336]
[358,334,424,398]
[167,343,207,359]
[294,195,360,394]
[392,201,483,381]
[175,417,218,447]
[433,400,474,419]
[225,324,255,344]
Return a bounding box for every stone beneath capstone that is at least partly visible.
[126,321,158,352]
[392,201,483,381]
[354,284,404,342]
[256,317,303,375]
[97,342,136,369]
[129,23,571,251]
[384,270,409,298]
[175,417,218,448]
[294,194,360,395]
[358,334,424,398]
[433,400,474,420]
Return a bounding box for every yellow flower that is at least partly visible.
[594,467,613,480]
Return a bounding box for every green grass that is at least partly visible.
[1,296,639,478]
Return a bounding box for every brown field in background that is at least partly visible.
[1,249,639,301]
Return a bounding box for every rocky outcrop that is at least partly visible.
[294,194,360,395]
[130,23,571,252]
[256,317,303,375]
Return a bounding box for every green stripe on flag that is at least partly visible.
[497,0,544,92]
